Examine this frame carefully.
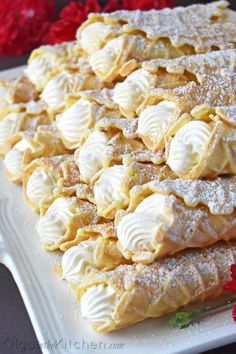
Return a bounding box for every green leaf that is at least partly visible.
[168,309,202,329]
[168,296,236,329]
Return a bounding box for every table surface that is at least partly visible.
[0,1,236,353]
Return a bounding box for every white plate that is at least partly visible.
[0,67,236,354]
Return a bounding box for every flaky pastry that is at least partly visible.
[77,241,236,333]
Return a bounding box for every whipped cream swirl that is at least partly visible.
[89,37,123,80]
[117,193,173,260]
[25,56,54,91]
[26,169,55,205]
[118,213,163,255]
[80,23,113,55]
[80,284,118,327]
[4,139,30,176]
[0,113,22,152]
[41,71,76,110]
[36,197,75,248]
[62,238,100,284]
[167,120,212,176]
[74,131,108,183]
[113,69,154,114]
[94,165,130,218]
[137,101,177,150]
[56,99,93,147]
[0,86,11,111]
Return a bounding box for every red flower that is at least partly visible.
[0,0,55,56]
[84,0,101,13]
[43,0,102,45]
[224,264,236,322]
[224,265,236,292]
[103,0,123,12]
[123,0,173,10]
[233,306,236,322]
[44,0,174,45]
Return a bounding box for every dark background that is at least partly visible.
[1,1,236,353]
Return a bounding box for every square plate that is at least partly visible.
[0,67,236,354]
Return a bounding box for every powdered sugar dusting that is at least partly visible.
[151,176,236,214]
[216,105,236,126]
[77,242,236,329]
[93,2,236,51]
[143,49,236,76]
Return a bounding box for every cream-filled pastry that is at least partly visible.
[0,113,23,155]
[117,212,164,260]
[25,56,54,91]
[61,236,125,284]
[4,139,30,178]
[117,193,174,261]
[4,125,68,183]
[113,69,155,116]
[135,193,173,225]
[77,242,236,333]
[25,42,80,91]
[23,154,89,214]
[94,165,131,219]
[89,37,124,81]
[117,175,236,262]
[25,169,55,206]
[36,197,100,251]
[167,120,212,176]
[80,22,113,55]
[0,85,11,111]
[80,284,118,329]
[56,99,94,149]
[41,71,78,111]
[36,197,75,249]
[137,101,177,151]
[74,131,109,183]
[61,239,97,284]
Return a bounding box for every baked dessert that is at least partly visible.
[4,126,68,183]
[1,1,236,336]
[78,1,236,82]
[23,155,93,213]
[77,242,236,333]
[0,100,50,156]
[117,176,236,262]
[36,196,103,251]
[114,49,236,117]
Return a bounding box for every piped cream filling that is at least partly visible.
[167,120,212,176]
[41,71,75,110]
[80,22,113,55]
[36,197,74,247]
[113,69,154,113]
[94,165,129,218]
[56,98,93,146]
[74,131,108,182]
[25,56,54,90]
[80,284,118,326]
[4,139,30,176]
[26,169,55,205]
[62,238,100,284]
[117,193,173,257]
[89,37,123,79]
[0,113,22,151]
[117,212,163,254]
[0,86,11,111]
[137,100,177,150]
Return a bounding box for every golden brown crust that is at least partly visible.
[77,241,236,333]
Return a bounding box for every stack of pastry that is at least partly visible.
[1,0,236,334]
